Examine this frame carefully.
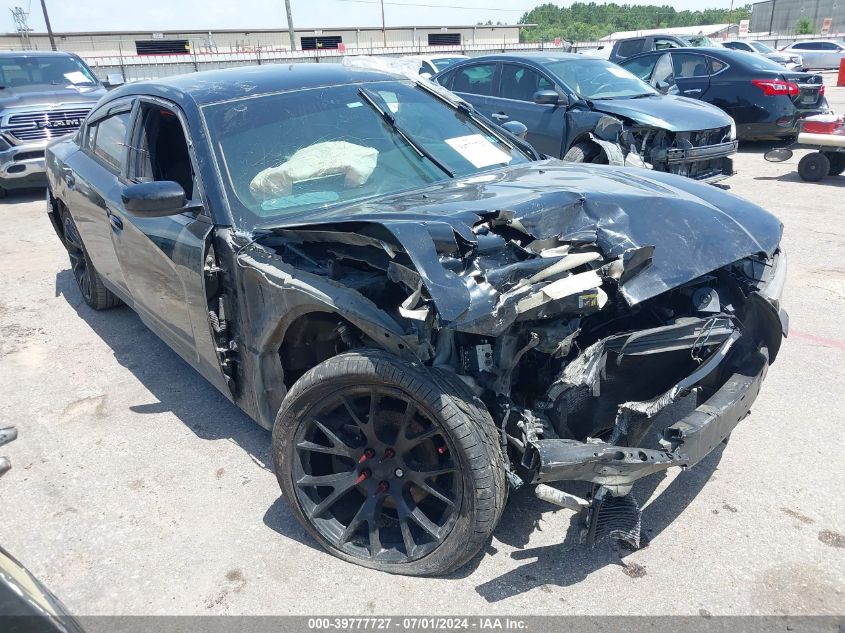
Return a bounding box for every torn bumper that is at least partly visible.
[531,345,768,487]
[660,140,738,184]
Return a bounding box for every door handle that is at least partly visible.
[491,112,509,121]
[685,88,703,94]
[109,214,123,232]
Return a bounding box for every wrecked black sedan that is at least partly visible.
[433,53,738,183]
[46,63,787,576]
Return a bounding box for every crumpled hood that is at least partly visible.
[261,161,782,330]
[590,94,732,132]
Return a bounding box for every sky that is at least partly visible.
[2,0,737,33]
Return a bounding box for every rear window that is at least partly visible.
[732,50,790,71]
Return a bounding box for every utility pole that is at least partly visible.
[284,0,296,51]
[10,6,32,50]
[381,0,386,47]
[40,0,56,51]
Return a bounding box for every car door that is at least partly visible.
[649,52,678,93]
[486,62,567,157]
[60,99,135,299]
[792,43,821,69]
[818,42,845,69]
[108,97,228,392]
[443,61,500,118]
[670,52,711,99]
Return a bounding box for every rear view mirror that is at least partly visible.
[534,90,566,106]
[764,148,794,163]
[501,120,528,139]
[122,181,189,217]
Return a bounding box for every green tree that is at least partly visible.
[795,18,815,35]
[517,2,752,42]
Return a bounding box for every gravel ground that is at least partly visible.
[0,74,843,617]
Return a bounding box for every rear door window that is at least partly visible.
[449,63,497,96]
[616,39,645,58]
[672,53,709,78]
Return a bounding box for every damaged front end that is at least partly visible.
[247,164,786,550]
[589,114,738,184]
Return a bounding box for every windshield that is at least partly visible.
[203,80,530,228]
[432,57,466,71]
[545,58,657,100]
[749,41,775,53]
[0,55,98,88]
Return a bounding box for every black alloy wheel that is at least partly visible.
[61,209,121,310]
[63,211,94,304]
[291,385,461,563]
[273,349,506,576]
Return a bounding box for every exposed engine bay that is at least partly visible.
[587,114,737,183]
[233,162,787,548]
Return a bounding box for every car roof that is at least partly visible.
[450,52,590,64]
[0,50,80,58]
[787,39,841,45]
[106,63,403,107]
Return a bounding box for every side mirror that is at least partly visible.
[764,148,794,163]
[654,80,670,93]
[122,181,190,217]
[420,72,433,79]
[104,73,125,88]
[534,90,567,106]
[501,120,528,139]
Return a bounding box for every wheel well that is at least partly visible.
[278,313,363,389]
[50,192,67,242]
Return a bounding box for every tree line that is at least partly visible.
[518,2,753,42]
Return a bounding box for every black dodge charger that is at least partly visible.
[46,62,787,576]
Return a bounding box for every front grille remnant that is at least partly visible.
[586,486,642,549]
[3,108,91,144]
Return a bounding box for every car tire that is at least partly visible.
[61,208,121,310]
[272,348,507,576]
[563,141,604,163]
[797,152,830,182]
[824,152,845,176]
[0,187,6,199]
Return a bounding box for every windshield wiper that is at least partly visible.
[357,87,454,178]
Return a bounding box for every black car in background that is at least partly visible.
[620,47,829,141]
[434,52,737,183]
[607,34,692,64]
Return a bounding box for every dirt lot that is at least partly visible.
[0,75,843,617]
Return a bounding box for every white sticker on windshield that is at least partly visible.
[445,134,512,168]
[607,67,630,78]
[63,71,89,84]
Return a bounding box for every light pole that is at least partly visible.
[284,0,296,51]
[40,0,56,51]
[380,0,387,47]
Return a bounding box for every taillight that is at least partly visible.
[820,84,826,96]
[751,79,799,96]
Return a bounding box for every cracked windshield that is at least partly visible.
[203,80,529,226]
